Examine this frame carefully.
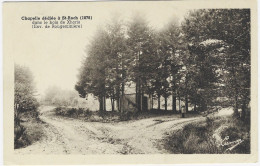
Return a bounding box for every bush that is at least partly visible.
[119,111,135,121]
[14,110,45,149]
[14,124,29,149]
[54,107,140,122]
[83,109,92,116]
[55,107,96,119]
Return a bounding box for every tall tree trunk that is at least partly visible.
[158,94,161,111]
[149,94,152,111]
[172,93,176,112]
[185,94,188,113]
[117,98,120,112]
[115,78,120,112]
[138,80,142,111]
[172,81,176,112]
[151,95,154,110]
[112,92,115,112]
[121,58,125,113]
[115,59,121,112]
[121,80,125,113]
[121,96,124,113]
[99,97,103,112]
[116,92,120,112]
[184,78,189,113]
[141,88,144,111]
[103,96,106,111]
[201,98,207,112]
[119,98,121,112]
[136,78,141,112]
[111,98,114,112]
[164,96,167,111]
[136,50,141,112]
[121,54,125,113]
[178,95,181,112]
[194,103,196,112]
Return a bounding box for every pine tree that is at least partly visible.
[127,14,155,111]
[182,9,250,118]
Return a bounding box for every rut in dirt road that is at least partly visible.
[15,106,205,154]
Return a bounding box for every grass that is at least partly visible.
[164,122,221,154]
[14,111,46,149]
[164,115,250,154]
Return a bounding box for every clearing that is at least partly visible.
[15,106,205,154]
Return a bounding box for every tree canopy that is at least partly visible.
[15,64,39,113]
[76,9,251,120]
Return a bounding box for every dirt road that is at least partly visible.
[15,106,204,154]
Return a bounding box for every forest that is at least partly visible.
[75,9,250,120]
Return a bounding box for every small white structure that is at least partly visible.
[121,82,151,112]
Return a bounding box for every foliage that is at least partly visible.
[15,65,39,113]
[15,116,46,149]
[14,124,29,149]
[75,9,251,122]
[75,19,128,112]
[151,22,182,111]
[14,65,40,148]
[182,9,250,117]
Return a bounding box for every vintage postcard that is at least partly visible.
[3,0,258,164]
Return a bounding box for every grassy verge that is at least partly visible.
[14,111,46,149]
[54,107,200,122]
[164,115,250,154]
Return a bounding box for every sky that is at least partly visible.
[12,2,190,96]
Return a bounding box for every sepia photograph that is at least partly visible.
[3,1,258,164]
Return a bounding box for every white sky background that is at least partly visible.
[13,2,190,96]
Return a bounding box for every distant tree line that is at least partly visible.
[42,86,88,107]
[75,9,250,120]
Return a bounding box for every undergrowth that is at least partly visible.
[14,110,46,149]
[164,115,250,154]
